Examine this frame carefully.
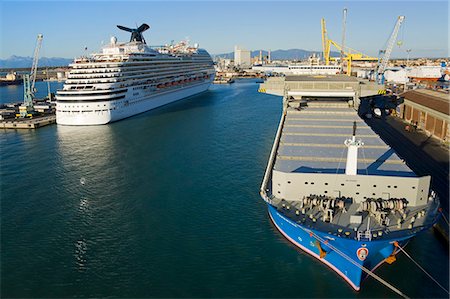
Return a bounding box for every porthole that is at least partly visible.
[412,186,416,189]
[305,182,308,185]
[311,182,315,185]
[325,183,328,186]
[373,185,377,187]
[287,181,291,184]
[357,184,360,187]
[324,191,328,194]
[356,192,360,195]
[387,185,391,188]
[394,186,397,188]
[372,193,376,196]
[341,183,344,186]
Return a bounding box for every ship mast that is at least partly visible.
[344,121,364,175]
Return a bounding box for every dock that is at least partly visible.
[1,115,56,129]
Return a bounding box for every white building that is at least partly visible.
[384,68,409,84]
[234,46,251,68]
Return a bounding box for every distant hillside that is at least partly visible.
[213,49,340,60]
[0,55,73,68]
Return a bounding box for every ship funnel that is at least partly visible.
[117,23,150,43]
[344,121,364,175]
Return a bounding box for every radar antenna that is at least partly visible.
[116,23,150,43]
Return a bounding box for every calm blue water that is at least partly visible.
[1,82,448,298]
[0,81,64,104]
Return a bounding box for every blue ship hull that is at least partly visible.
[268,204,413,291]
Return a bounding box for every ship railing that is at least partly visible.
[357,230,372,241]
[260,95,288,204]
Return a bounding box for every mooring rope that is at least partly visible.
[439,209,449,226]
[394,242,449,295]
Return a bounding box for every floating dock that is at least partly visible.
[1,115,56,129]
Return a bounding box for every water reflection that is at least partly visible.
[56,125,125,273]
[55,125,121,188]
[74,238,88,271]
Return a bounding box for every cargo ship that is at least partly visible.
[260,92,440,291]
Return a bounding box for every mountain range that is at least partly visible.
[0,55,73,69]
[1,49,341,68]
[212,49,340,60]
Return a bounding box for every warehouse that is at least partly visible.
[399,89,449,141]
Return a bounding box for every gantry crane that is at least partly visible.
[321,18,378,76]
[19,34,43,117]
[377,16,405,84]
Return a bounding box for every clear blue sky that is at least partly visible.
[0,0,448,59]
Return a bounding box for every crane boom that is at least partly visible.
[321,18,329,64]
[341,8,347,69]
[377,16,405,76]
[30,34,43,94]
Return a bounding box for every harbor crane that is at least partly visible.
[321,18,378,76]
[376,16,405,84]
[19,33,43,118]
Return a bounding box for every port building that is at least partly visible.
[234,46,251,68]
[399,89,449,142]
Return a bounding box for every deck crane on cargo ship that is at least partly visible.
[18,34,43,118]
[376,16,405,84]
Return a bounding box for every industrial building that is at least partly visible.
[234,46,251,68]
[399,89,449,142]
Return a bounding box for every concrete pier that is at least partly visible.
[1,115,56,129]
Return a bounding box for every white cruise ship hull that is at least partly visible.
[56,81,211,126]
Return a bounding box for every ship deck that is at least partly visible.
[274,102,415,177]
[266,100,439,240]
[270,197,438,241]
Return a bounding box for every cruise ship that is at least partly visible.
[260,88,440,291]
[56,24,215,125]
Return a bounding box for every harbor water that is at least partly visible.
[1,81,448,298]
[0,81,64,104]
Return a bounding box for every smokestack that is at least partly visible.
[268,49,271,64]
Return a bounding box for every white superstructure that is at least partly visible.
[252,64,341,75]
[288,64,341,75]
[56,24,215,125]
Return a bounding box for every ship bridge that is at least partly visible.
[259,74,383,107]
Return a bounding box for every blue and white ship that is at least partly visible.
[260,91,440,291]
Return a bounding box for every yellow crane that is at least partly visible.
[321,18,378,75]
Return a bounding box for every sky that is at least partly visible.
[0,0,448,59]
